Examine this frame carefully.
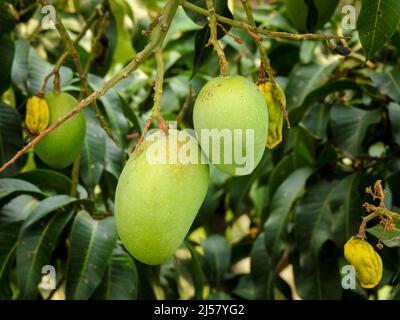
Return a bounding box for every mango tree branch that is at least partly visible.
[132,49,168,155]
[0,0,179,174]
[240,0,290,128]
[180,0,347,41]
[206,0,229,76]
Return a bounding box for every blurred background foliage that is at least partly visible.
[0,0,400,300]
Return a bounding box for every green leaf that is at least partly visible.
[0,103,24,176]
[108,0,135,75]
[250,232,274,299]
[367,221,400,247]
[286,60,339,112]
[0,178,42,206]
[357,0,400,60]
[16,170,72,195]
[92,245,139,300]
[369,64,400,102]
[0,222,22,299]
[184,242,205,300]
[0,34,14,96]
[264,167,314,264]
[192,26,212,78]
[23,195,77,229]
[80,109,106,191]
[331,174,363,247]
[294,180,337,256]
[330,104,381,158]
[11,39,73,95]
[201,234,231,286]
[388,102,400,145]
[87,74,129,147]
[300,102,331,141]
[16,210,74,299]
[66,211,117,300]
[293,243,342,299]
[0,195,39,225]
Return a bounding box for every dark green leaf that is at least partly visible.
[0,178,42,206]
[23,195,76,229]
[93,245,139,300]
[369,64,400,102]
[80,108,106,191]
[0,103,24,176]
[17,210,74,299]
[66,211,117,300]
[357,0,400,60]
[0,222,21,299]
[16,170,72,195]
[388,103,400,145]
[330,104,381,158]
[264,167,314,264]
[201,234,231,286]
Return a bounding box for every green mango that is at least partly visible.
[193,75,268,176]
[35,92,86,169]
[115,130,209,265]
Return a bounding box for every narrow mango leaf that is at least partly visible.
[16,210,74,299]
[201,234,231,287]
[0,178,42,206]
[16,170,72,195]
[388,103,400,146]
[250,232,274,299]
[92,245,139,300]
[23,195,76,229]
[369,64,400,102]
[357,0,400,60]
[294,180,337,257]
[0,103,25,177]
[293,244,342,299]
[264,167,314,264]
[285,60,339,112]
[80,108,106,191]
[66,211,117,300]
[0,195,39,225]
[330,104,381,158]
[0,222,22,299]
[331,173,363,247]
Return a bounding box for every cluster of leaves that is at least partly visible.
[1,0,400,300]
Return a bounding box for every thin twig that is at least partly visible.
[180,0,347,41]
[142,12,163,36]
[0,0,179,174]
[132,49,168,155]
[206,0,229,76]
[241,0,290,128]
[177,83,195,124]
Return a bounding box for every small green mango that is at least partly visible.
[193,75,268,176]
[115,130,209,265]
[35,92,86,169]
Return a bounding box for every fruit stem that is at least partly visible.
[0,0,179,174]
[152,49,169,135]
[206,0,230,77]
[241,0,290,129]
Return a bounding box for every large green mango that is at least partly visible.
[115,130,209,265]
[193,75,268,176]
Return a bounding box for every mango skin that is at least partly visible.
[115,130,209,265]
[35,92,86,169]
[193,75,268,176]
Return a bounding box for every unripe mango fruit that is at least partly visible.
[193,75,268,176]
[115,130,209,265]
[35,92,86,169]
